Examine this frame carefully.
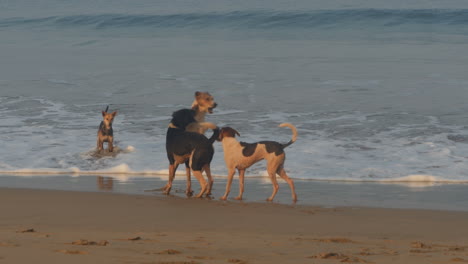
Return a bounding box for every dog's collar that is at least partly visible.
[168,123,178,129]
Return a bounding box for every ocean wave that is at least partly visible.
[1,9,468,31]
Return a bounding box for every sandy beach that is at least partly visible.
[1,187,468,264]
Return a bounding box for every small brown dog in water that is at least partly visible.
[97,106,117,152]
[217,123,298,202]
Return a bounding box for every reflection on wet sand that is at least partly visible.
[97,176,113,191]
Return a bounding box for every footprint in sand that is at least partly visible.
[411,241,432,249]
[154,261,200,264]
[308,253,372,263]
[359,248,398,256]
[452,258,468,263]
[16,228,35,233]
[0,242,20,248]
[55,249,88,255]
[187,256,213,260]
[157,249,182,255]
[70,239,109,246]
[15,228,50,238]
[317,237,356,243]
[228,259,248,264]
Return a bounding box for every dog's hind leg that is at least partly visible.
[193,170,207,198]
[203,165,214,196]
[185,160,193,197]
[97,139,103,152]
[108,138,114,152]
[164,162,179,195]
[266,168,280,202]
[234,169,245,200]
[277,167,297,202]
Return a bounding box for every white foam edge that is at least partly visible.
[1,166,468,187]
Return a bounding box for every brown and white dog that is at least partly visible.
[97,106,117,152]
[217,123,298,202]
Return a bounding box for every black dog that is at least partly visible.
[164,108,219,198]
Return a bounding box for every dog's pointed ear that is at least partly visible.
[111,111,117,117]
[195,91,201,97]
[102,111,106,117]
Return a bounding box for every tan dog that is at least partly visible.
[97,106,117,152]
[186,91,218,134]
[217,123,298,202]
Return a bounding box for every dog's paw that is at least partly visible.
[292,195,298,203]
[219,196,227,201]
[185,190,193,197]
[234,196,243,201]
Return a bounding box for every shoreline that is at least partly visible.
[1,174,468,211]
[1,188,468,264]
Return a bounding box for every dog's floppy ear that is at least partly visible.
[218,128,225,141]
[232,128,240,137]
[222,127,240,138]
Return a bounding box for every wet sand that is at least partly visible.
[1,187,468,264]
[1,174,468,211]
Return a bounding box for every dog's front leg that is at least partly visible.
[97,138,103,151]
[108,138,114,152]
[164,163,179,195]
[220,168,236,200]
[234,169,245,200]
[184,161,193,197]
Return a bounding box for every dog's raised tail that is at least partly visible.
[279,123,297,148]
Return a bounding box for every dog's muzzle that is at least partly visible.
[208,103,218,114]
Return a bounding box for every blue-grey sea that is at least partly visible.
[2,0,468,192]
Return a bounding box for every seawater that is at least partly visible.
[1,0,468,184]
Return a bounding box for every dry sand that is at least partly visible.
[1,188,468,264]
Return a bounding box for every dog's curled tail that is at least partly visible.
[279,123,297,148]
